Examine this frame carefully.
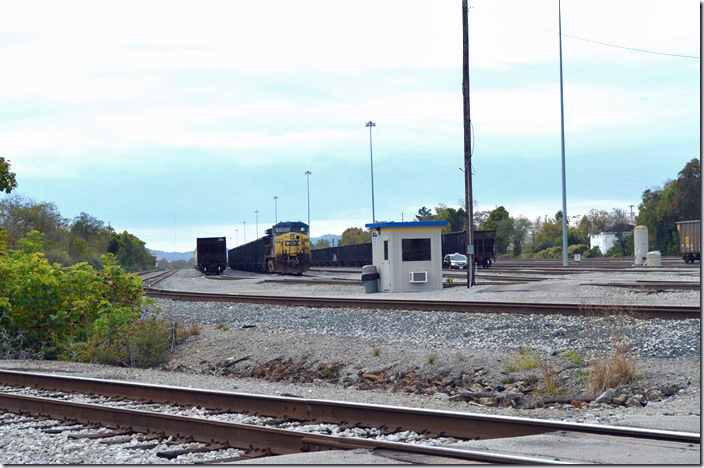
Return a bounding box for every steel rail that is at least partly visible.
[0,392,566,464]
[0,370,698,446]
[140,269,178,288]
[142,287,700,320]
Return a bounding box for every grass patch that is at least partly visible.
[372,347,381,357]
[506,347,541,372]
[215,322,229,331]
[428,354,437,365]
[561,348,585,367]
[175,321,202,340]
[541,361,564,396]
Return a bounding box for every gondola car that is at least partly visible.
[195,237,227,275]
[441,230,496,268]
[229,221,310,274]
[310,230,495,268]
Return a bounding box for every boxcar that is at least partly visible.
[195,237,227,275]
[676,220,700,263]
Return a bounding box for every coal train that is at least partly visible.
[310,230,496,268]
[195,237,227,275]
[228,221,311,274]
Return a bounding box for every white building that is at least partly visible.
[589,232,619,255]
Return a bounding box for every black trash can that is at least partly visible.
[362,272,379,293]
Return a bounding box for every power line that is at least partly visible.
[473,6,699,59]
[527,23,700,59]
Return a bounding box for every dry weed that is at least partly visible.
[587,345,636,395]
[580,299,639,396]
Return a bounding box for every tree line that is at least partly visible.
[0,194,155,272]
[321,158,700,258]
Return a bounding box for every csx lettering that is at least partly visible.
[284,240,300,246]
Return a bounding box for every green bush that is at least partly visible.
[567,244,590,256]
[0,230,164,366]
[531,247,562,259]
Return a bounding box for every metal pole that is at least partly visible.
[365,121,376,223]
[255,210,259,238]
[559,0,568,267]
[274,196,278,224]
[243,221,246,244]
[305,170,311,230]
[462,0,475,287]
[235,229,238,247]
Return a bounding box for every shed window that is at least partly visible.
[402,238,431,262]
[383,240,388,260]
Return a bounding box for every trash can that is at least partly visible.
[361,265,379,293]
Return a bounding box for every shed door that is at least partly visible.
[380,236,392,291]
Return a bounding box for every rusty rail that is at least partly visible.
[0,370,699,446]
[0,392,564,464]
[142,288,700,320]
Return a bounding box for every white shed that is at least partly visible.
[365,221,448,293]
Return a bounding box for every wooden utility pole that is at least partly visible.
[462,0,475,287]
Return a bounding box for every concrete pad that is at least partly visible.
[450,431,700,464]
[230,448,410,464]
[615,414,700,433]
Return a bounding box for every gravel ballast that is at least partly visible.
[0,267,700,463]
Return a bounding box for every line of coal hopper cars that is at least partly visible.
[228,221,311,275]
[310,229,496,268]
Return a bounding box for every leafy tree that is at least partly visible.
[510,216,532,257]
[0,157,17,194]
[672,158,701,221]
[107,231,156,272]
[481,206,511,254]
[532,220,562,253]
[577,216,592,244]
[338,227,371,246]
[635,159,699,254]
[415,206,434,221]
[0,195,66,250]
[434,204,467,232]
[312,238,331,250]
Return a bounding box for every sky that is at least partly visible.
[1,0,700,252]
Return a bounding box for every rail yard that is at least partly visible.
[0,257,700,463]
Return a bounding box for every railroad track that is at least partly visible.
[139,269,179,288]
[142,287,700,320]
[0,370,698,464]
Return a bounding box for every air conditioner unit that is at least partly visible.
[409,271,427,283]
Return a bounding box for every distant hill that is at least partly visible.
[311,234,341,247]
[149,249,194,262]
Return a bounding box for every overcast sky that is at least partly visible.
[2,0,699,252]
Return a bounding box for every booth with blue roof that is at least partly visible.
[364,221,448,293]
